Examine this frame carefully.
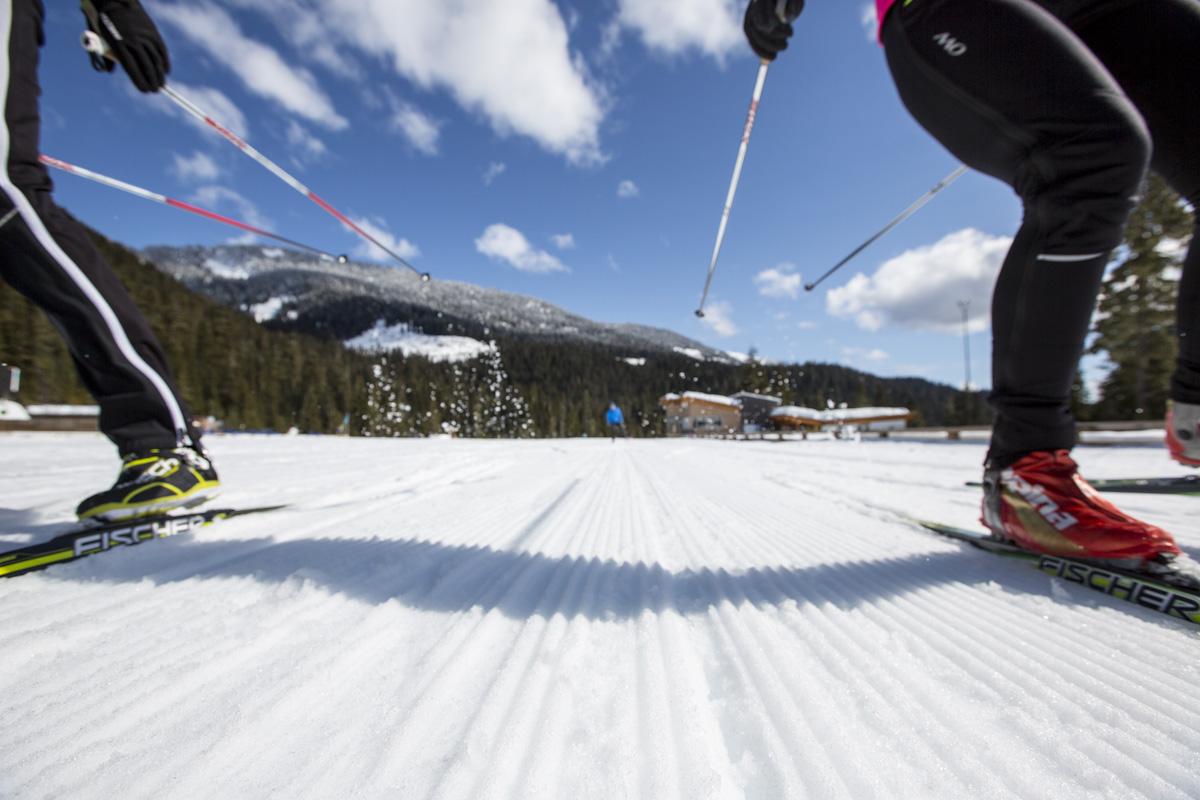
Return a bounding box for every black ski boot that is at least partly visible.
[77,446,220,522]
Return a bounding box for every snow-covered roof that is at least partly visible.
[770,406,911,424]
[25,404,100,417]
[660,391,741,408]
[732,392,782,404]
[771,406,824,421]
[822,407,911,422]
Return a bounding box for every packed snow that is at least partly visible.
[1,433,1198,799]
[345,320,496,363]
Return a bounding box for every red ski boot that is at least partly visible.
[1167,401,1200,467]
[981,450,1179,563]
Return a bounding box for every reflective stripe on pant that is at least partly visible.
[0,0,193,453]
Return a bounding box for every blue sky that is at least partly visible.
[37,1,1045,391]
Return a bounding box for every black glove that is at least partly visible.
[743,0,806,62]
[81,0,170,93]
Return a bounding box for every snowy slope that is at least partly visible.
[1,433,1198,799]
[345,320,495,363]
[142,245,730,359]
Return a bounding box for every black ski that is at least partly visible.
[965,475,1199,495]
[0,505,285,579]
[913,520,1200,627]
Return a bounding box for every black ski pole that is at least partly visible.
[805,165,967,292]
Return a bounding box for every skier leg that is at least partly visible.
[882,0,1177,561]
[883,0,1149,465]
[1056,0,1200,463]
[0,0,195,454]
[0,0,217,519]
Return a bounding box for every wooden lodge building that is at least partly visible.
[660,389,911,438]
[660,392,743,436]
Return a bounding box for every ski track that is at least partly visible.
[0,433,1198,799]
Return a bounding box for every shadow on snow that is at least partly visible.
[47,525,1176,625]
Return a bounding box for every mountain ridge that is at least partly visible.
[142,244,735,360]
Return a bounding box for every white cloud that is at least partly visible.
[860,3,879,41]
[826,228,1011,334]
[699,300,738,337]
[615,0,743,60]
[221,0,363,80]
[349,216,421,264]
[171,151,221,182]
[190,186,271,242]
[797,320,819,330]
[152,82,249,140]
[483,162,507,186]
[151,2,348,130]
[551,233,576,250]
[390,101,440,155]
[475,224,567,274]
[617,179,640,198]
[229,0,604,165]
[285,120,328,163]
[754,265,803,299]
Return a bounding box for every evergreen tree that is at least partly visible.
[361,357,411,437]
[1089,173,1193,419]
[0,224,993,437]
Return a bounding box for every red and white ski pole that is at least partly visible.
[696,59,769,318]
[82,30,430,282]
[41,154,349,263]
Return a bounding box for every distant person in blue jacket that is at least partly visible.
[605,402,626,441]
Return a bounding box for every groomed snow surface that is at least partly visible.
[1,433,1198,799]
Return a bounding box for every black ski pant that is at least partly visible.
[882,0,1200,466]
[0,0,197,455]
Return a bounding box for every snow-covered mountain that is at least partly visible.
[143,245,732,359]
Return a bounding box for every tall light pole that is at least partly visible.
[957,300,972,392]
